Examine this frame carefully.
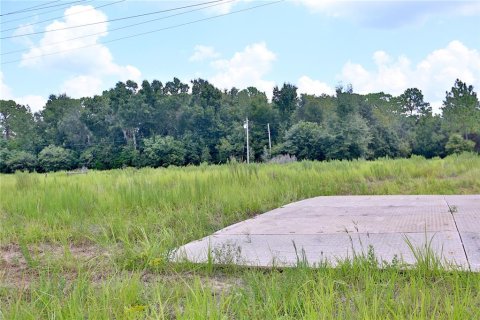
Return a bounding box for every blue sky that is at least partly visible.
[1,0,479,112]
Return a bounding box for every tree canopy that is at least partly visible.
[1,78,478,173]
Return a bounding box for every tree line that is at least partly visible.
[1,78,479,172]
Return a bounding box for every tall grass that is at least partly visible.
[2,258,480,319]
[1,154,479,248]
[1,153,480,318]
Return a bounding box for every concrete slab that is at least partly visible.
[460,233,480,271]
[445,195,480,213]
[219,213,456,235]
[173,195,480,271]
[175,232,467,268]
[267,205,450,217]
[452,213,480,233]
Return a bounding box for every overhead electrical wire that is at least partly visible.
[1,0,88,17]
[1,0,94,25]
[1,0,284,65]
[2,0,63,15]
[1,0,235,56]
[1,0,126,33]
[2,0,227,39]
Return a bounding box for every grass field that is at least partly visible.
[1,154,480,319]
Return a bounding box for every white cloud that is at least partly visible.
[1,71,46,113]
[209,42,277,97]
[12,23,35,47]
[204,0,251,14]
[61,75,104,98]
[340,40,480,112]
[20,5,141,99]
[292,0,480,27]
[0,71,13,99]
[14,95,48,113]
[189,45,220,62]
[297,76,335,96]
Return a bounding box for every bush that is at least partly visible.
[0,145,10,173]
[4,150,37,172]
[143,136,185,167]
[283,121,328,160]
[445,134,475,155]
[38,145,76,172]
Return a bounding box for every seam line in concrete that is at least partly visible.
[209,231,458,236]
[444,196,471,271]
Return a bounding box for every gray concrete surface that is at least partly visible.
[173,195,480,270]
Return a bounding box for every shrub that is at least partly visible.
[38,145,76,172]
[283,121,327,160]
[445,134,475,155]
[5,150,37,172]
[143,136,185,167]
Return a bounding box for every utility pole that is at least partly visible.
[244,118,250,164]
[267,123,272,156]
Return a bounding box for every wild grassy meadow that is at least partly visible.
[1,154,480,319]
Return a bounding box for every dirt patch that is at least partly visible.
[1,243,244,295]
[0,242,108,288]
[141,271,243,294]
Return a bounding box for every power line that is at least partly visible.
[1,0,94,25]
[1,0,235,56]
[0,0,88,17]
[2,0,62,15]
[1,0,126,33]
[2,0,227,39]
[1,0,284,65]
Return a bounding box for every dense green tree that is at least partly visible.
[4,150,37,172]
[191,79,222,111]
[294,94,336,124]
[57,107,92,152]
[216,128,245,163]
[0,141,9,172]
[164,77,189,95]
[38,145,76,172]
[273,83,298,127]
[398,88,431,117]
[368,123,405,159]
[143,135,185,167]
[38,94,82,147]
[1,77,478,173]
[445,134,476,155]
[239,88,279,160]
[442,79,480,139]
[327,114,372,160]
[283,121,329,160]
[336,86,362,118]
[412,115,447,158]
[0,100,37,152]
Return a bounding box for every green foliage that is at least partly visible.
[442,79,480,138]
[283,121,328,160]
[0,100,37,152]
[5,150,37,172]
[273,83,298,126]
[295,94,336,124]
[328,114,372,160]
[412,115,448,158]
[143,135,185,167]
[217,138,235,163]
[38,145,76,172]
[445,134,476,155]
[2,78,479,173]
[1,156,480,318]
[398,87,431,116]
